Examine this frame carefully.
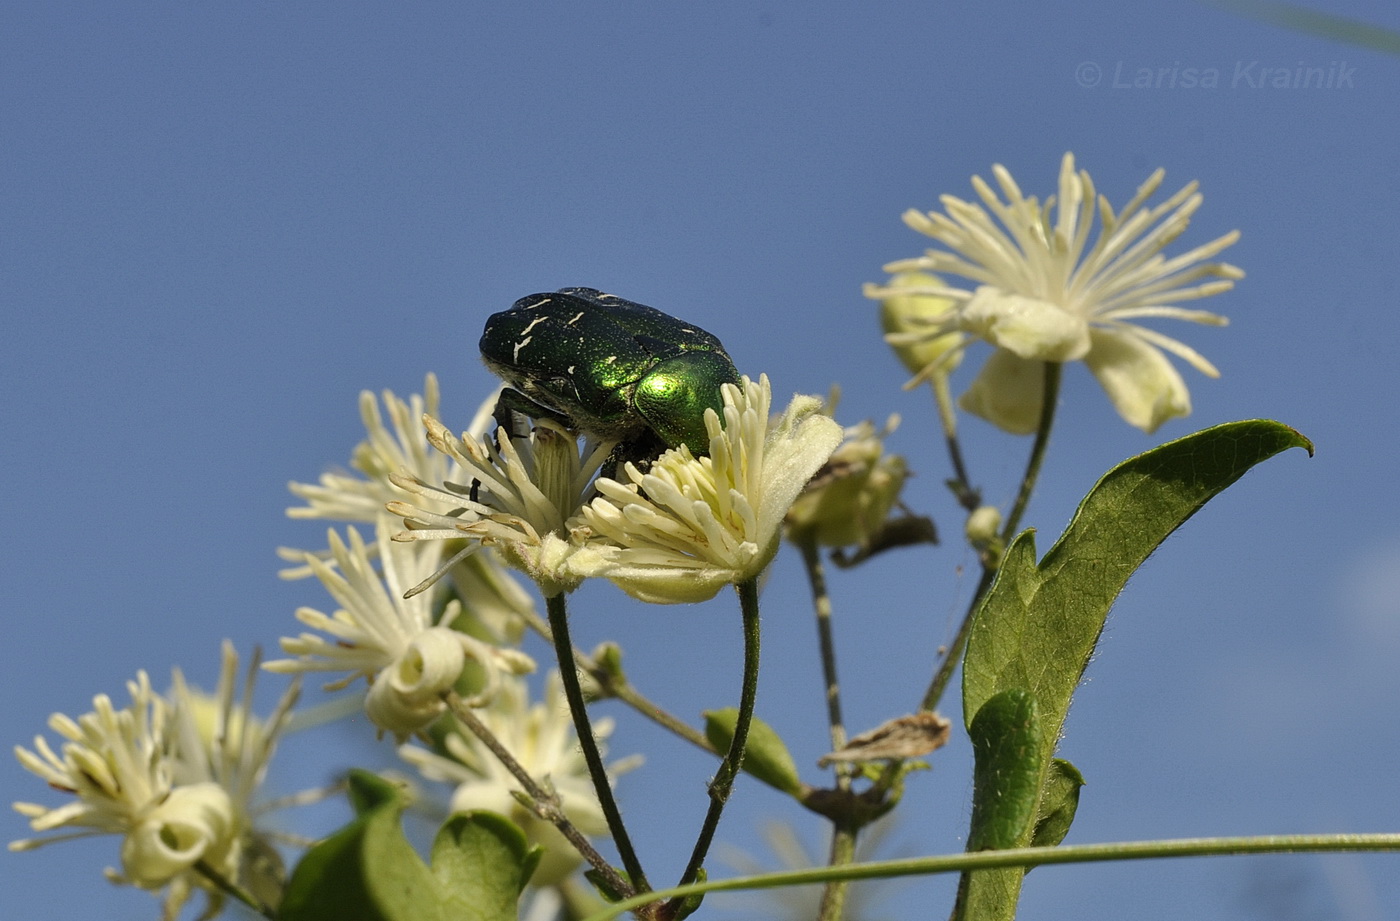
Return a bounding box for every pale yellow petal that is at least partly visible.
[957,349,1046,436]
[961,287,1090,362]
[1084,328,1191,433]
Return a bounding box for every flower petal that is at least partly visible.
[753,394,844,563]
[119,783,234,888]
[1084,328,1191,433]
[961,287,1091,362]
[957,349,1046,435]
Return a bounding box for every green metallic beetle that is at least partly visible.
[479,287,742,466]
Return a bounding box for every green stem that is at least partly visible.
[587,833,1400,921]
[932,374,979,511]
[867,360,1062,802]
[195,859,274,919]
[546,592,652,896]
[672,577,763,894]
[818,826,859,921]
[999,361,1061,545]
[798,538,849,775]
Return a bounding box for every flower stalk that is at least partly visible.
[546,593,652,897]
[672,577,763,900]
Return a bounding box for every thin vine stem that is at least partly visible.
[998,360,1062,545]
[587,833,1400,921]
[798,537,849,772]
[671,577,763,899]
[931,373,979,511]
[867,360,1061,801]
[818,827,859,921]
[546,592,652,897]
[797,535,859,921]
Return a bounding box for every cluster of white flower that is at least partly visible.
[257,372,840,883]
[11,643,297,919]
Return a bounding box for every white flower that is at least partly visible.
[876,270,965,384]
[865,153,1241,433]
[570,375,843,603]
[265,517,535,740]
[281,377,534,646]
[285,374,493,525]
[10,672,237,903]
[388,415,614,599]
[162,642,300,915]
[399,672,639,886]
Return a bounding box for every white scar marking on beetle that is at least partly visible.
[568,312,586,325]
[513,336,532,362]
[522,316,548,335]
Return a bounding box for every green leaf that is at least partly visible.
[967,690,1042,852]
[1030,759,1085,852]
[280,770,540,921]
[957,689,1042,919]
[955,419,1311,920]
[963,419,1310,738]
[704,708,804,796]
[432,811,543,912]
[345,768,407,815]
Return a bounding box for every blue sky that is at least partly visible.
[4,3,1399,919]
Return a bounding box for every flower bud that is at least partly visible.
[878,271,964,379]
[965,505,1003,545]
[786,418,908,550]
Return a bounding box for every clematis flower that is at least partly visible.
[388,416,614,599]
[285,374,493,525]
[163,642,300,916]
[570,375,843,603]
[876,270,964,385]
[265,517,535,740]
[399,671,640,886]
[11,670,239,914]
[281,377,535,646]
[865,153,1241,433]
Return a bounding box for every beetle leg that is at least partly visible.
[491,388,574,439]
